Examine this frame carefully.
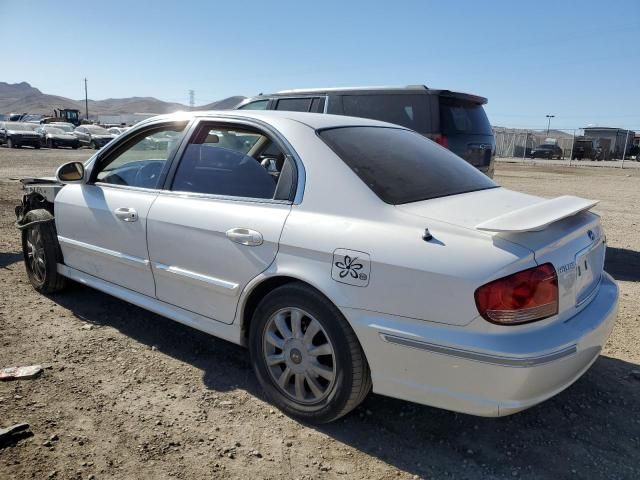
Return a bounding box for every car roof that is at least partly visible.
[260,85,487,104]
[141,110,408,132]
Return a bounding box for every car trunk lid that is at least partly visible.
[397,188,605,320]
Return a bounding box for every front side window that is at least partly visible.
[94,123,187,188]
[319,126,497,204]
[171,123,294,200]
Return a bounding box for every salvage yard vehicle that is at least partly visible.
[73,124,114,149]
[15,110,618,424]
[530,143,563,159]
[236,85,497,177]
[0,122,41,148]
[35,125,80,149]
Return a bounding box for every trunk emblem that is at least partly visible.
[587,230,595,241]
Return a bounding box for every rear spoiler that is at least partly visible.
[476,195,598,233]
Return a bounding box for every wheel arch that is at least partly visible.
[238,273,346,343]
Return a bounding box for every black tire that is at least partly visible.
[7,138,14,148]
[47,138,54,149]
[90,140,97,150]
[21,210,67,294]
[35,144,40,150]
[249,282,371,424]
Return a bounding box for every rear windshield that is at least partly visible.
[439,97,492,135]
[341,94,430,133]
[318,126,497,205]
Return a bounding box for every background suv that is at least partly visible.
[235,85,496,177]
[530,143,563,159]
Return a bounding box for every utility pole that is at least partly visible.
[84,78,89,121]
[545,114,555,135]
[568,129,576,166]
[621,129,630,169]
[189,90,195,110]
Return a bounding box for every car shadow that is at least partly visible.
[605,247,640,282]
[48,283,640,479]
[0,251,22,269]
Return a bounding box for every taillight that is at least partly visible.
[434,134,449,149]
[474,263,558,325]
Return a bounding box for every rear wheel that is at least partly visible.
[249,283,371,424]
[47,138,54,149]
[90,140,97,150]
[7,138,14,148]
[21,210,67,293]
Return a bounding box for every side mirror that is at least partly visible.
[56,161,85,184]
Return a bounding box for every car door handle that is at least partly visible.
[114,207,138,222]
[226,228,263,246]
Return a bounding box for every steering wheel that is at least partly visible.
[134,161,162,188]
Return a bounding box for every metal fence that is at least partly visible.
[493,127,638,161]
[493,128,579,159]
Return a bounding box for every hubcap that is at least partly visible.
[26,227,46,283]
[263,307,337,404]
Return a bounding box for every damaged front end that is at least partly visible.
[15,177,62,229]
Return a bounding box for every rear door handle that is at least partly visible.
[226,228,263,246]
[114,207,138,222]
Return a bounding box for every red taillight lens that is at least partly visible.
[434,134,449,149]
[474,263,558,325]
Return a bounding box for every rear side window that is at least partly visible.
[238,100,269,110]
[275,98,312,112]
[318,126,496,204]
[310,97,325,113]
[439,98,492,135]
[341,94,430,133]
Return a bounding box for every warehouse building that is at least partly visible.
[582,127,636,160]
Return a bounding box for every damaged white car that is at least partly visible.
[16,111,618,423]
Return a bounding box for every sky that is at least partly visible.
[1,0,639,130]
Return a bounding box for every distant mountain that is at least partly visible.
[0,81,246,117]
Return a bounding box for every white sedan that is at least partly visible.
[16,111,618,423]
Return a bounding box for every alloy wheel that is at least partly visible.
[262,307,337,404]
[26,227,46,283]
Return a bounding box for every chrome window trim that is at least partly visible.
[176,115,306,204]
[156,188,292,205]
[379,333,578,368]
[93,182,162,194]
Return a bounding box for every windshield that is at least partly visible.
[341,94,430,132]
[318,126,497,205]
[7,123,37,131]
[86,125,109,134]
[440,97,492,135]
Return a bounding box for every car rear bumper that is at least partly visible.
[343,272,618,417]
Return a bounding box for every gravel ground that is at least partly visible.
[1,147,639,480]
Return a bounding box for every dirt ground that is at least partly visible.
[1,148,639,480]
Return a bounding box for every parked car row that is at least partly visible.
[0,121,130,149]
